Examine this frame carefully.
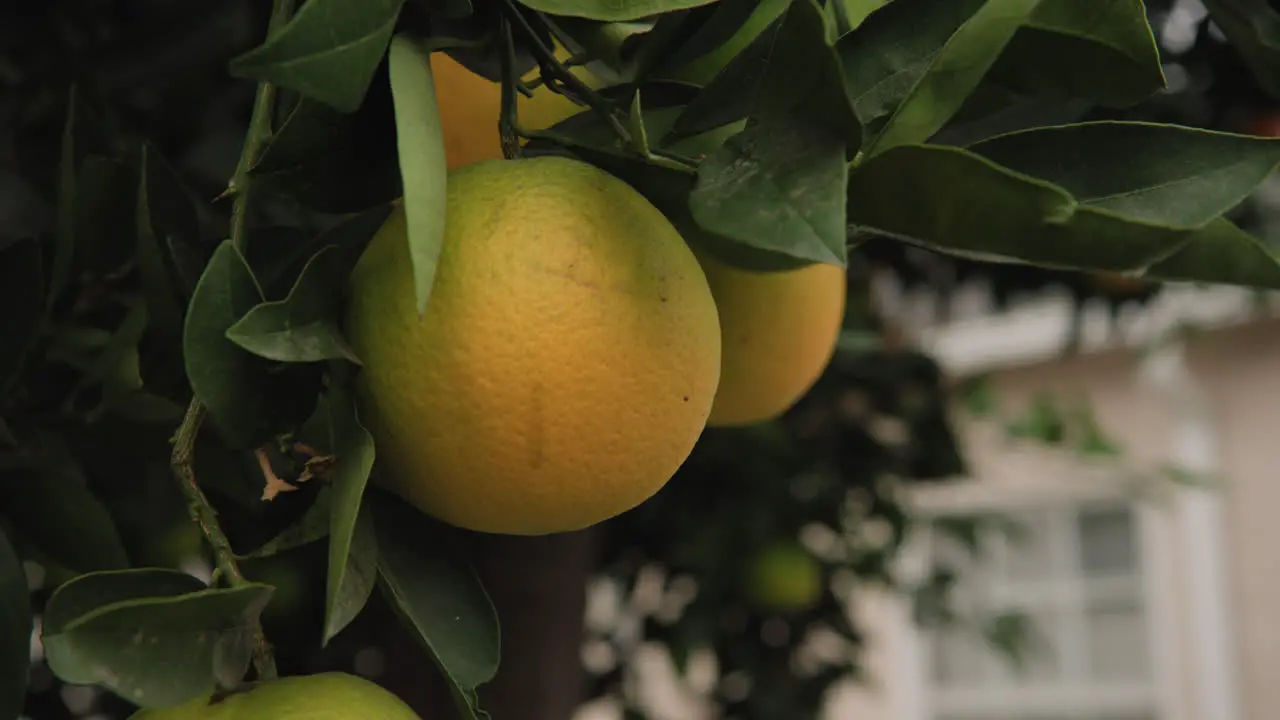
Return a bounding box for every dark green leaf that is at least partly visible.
[0,418,13,448]
[666,16,782,140]
[42,569,273,708]
[137,143,199,346]
[50,87,82,307]
[227,246,361,365]
[988,0,1165,107]
[690,110,849,266]
[323,369,378,645]
[0,529,29,720]
[1203,0,1280,100]
[840,0,1042,157]
[183,241,280,449]
[387,34,449,315]
[229,0,407,113]
[249,205,394,298]
[73,156,138,276]
[0,433,129,573]
[373,491,499,719]
[240,485,333,560]
[1146,217,1280,289]
[0,237,44,394]
[657,0,790,85]
[969,122,1280,228]
[516,0,719,22]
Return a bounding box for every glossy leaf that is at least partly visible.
[249,205,393,298]
[690,111,849,266]
[515,0,718,22]
[227,245,361,365]
[322,371,378,645]
[42,569,273,708]
[136,143,199,346]
[240,484,333,560]
[1146,217,1280,288]
[988,0,1165,107]
[841,0,1043,157]
[657,0,791,85]
[1203,0,1280,100]
[969,122,1280,228]
[666,19,782,141]
[229,0,407,113]
[387,34,449,315]
[373,491,499,719]
[0,528,29,720]
[0,434,129,573]
[183,242,279,449]
[0,237,44,394]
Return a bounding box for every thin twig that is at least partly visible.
[498,14,523,160]
[169,0,297,682]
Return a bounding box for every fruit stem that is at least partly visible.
[167,0,297,682]
[498,13,523,160]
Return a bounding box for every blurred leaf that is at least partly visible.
[840,0,1041,157]
[373,491,499,719]
[240,484,333,560]
[690,110,848,266]
[847,143,1280,282]
[73,156,137,275]
[0,418,13,448]
[229,0,407,113]
[988,0,1165,107]
[322,371,378,645]
[388,34,449,315]
[137,142,199,346]
[42,569,273,708]
[0,434,129,573]
[0,528,29,720]
[1146,217,1280,288]
[1203,0,1280,101]
[227,245,361,365]
[50,87,82,307]
[1072,403,1121,457]
[969,122,1280,227]
[1005,393,1065,444]
[516,0,719,22]
[0,237,44,394]
[183,242,281,449]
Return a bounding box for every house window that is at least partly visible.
[920,501,1159,720]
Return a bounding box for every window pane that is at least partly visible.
[1085,597,1150,682]
[1077,506,1138,577]
[932,626,987,687]
[1001,510,1057,582]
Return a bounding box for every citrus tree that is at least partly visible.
[5,0,1280,719]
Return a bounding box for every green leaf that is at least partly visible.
[137,143,199,347]
[0,418,14,448]
[373,491,499,719]
[841,0,1043,157]
[227,246,362,365]
[657,0,791,85]
[1146,217,1280,289]
[987,0,1165,107]
[241,485,333,560]
[1203,0,1280,101]
[0,529,30,720]
[968,122,1280,228]
[666,19,782,141]
[0,433,129,573]
[183,242,282,449]
[249,205,394,298]
[515,0,719,22]
[691,110,849,266]
[73,156,139,276]
[322,369,378,645]
[50,87,82,307]
[229,0,407,113]
[387,34,449,315]
[42,569,273,708]
[0,237,44,394]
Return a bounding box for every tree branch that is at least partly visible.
[168,0,297,682]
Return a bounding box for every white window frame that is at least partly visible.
[845,287,1251,720]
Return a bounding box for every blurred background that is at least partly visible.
[5,0,1280,719]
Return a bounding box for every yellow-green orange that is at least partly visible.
[744,541,824,613]
[432,51,594,170]
[127,673,419,719]
[345,156,721,535]
[696,255,846,427]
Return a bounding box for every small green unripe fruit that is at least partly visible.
[744,541,824,613]
[128,672,420,719]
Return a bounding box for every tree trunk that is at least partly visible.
[374,527,597,720]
